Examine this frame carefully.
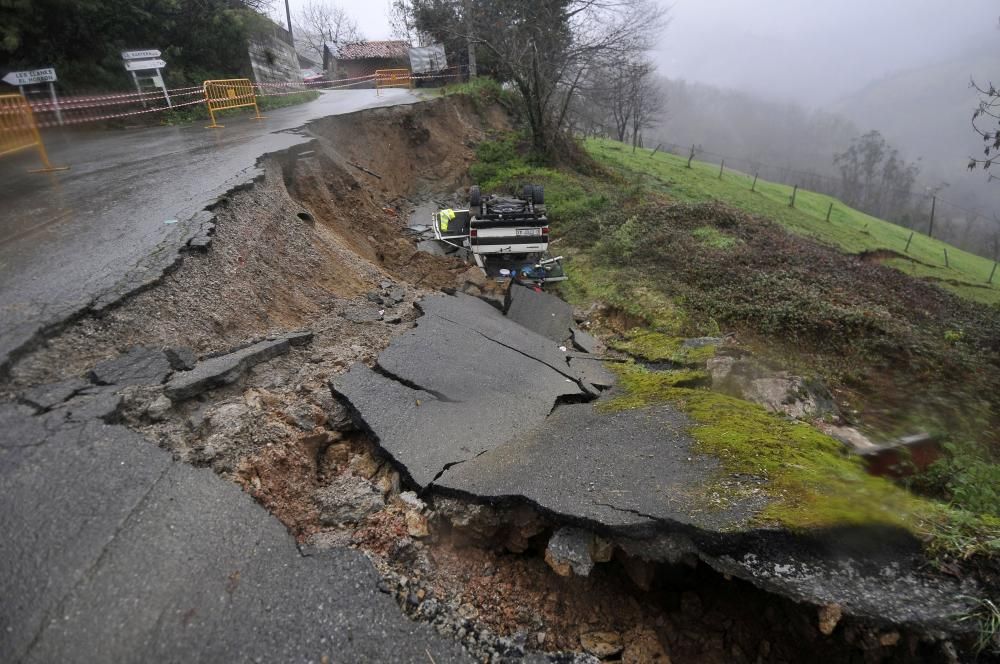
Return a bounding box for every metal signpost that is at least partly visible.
[121,50,171,108]
[2,68,62,125]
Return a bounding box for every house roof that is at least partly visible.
[337,40,410,61]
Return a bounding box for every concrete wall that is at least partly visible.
[247,27,304,89]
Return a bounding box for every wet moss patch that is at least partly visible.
[604,363,935,531]
[610,330,718,367]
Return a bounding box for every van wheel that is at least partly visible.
[469,185,481,207]
[532,184,544,204]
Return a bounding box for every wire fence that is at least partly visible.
[644,139,1000,264]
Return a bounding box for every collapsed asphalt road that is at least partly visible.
[0,350,473,664]
[333,287,978,635]
[0,88,420,376]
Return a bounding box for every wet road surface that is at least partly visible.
[0,88,420,372]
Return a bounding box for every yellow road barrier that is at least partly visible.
[0,93,68,173]
[202,78,264,129]
[375,69,412,95]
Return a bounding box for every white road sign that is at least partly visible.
[122,49,161,60]
[2,68,57,86]
[124,58,167,72]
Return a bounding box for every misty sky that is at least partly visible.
[278,0,998,105]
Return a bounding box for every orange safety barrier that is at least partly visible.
[202,78,264,129]
[0,93,68,173]
[375,69,412,95]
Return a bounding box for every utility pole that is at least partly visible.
[464,0,477,78]
[285,0,294,41]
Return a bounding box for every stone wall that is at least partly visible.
[247,26,304,89]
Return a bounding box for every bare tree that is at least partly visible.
[294,1,364,65]
[406,0,667,155]
[970,78,1000,171]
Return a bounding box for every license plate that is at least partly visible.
[515,228,541,237]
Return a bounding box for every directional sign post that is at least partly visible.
[2,68,62,125]
[122,49,171,108]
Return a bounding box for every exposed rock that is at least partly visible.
[164,347,196,371]
[459,267,488,289]
[88,346,172,387]
[145,394,173,422]
[707,354,836,420]
[367,292,385,305]
[622,629,671,664]
[388,286,407,303]
[818,603,843,636]
[545,527,596,577]
[349,452,382,479]
[580,631,623,659]
[504,281,574,343]
[164,336,300,401]
[405,511,429,538]
[315,474,384,526]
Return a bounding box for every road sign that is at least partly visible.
[2,68,57,86]
[124,58,167,72]
[122,49,161,60]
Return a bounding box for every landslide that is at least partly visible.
[6,96,506,387]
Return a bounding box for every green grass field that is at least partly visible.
[587,139,1000,306]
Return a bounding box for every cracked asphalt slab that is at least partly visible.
[0,88,420,375]
[0,400,471,663]
[334,290,982,632]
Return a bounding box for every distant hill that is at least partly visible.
[831,48,1000,222]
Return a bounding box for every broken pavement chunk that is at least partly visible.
[88,346,172,387]
[504,281,574,343]
[164,335,306,401]
[570,325,600,354]
[568,357,616,389]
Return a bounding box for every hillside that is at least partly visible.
[470,127,1000,591]
[589,140,1000,306]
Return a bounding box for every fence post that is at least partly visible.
[825,202,833,222]
[928,195,936,238]
[943,248,949,268]
[789,185,798,208]
[718,160,725,179]
[650,144,661,157]
[904,231,914,253]
[687,144,695,168]
[751,171,758,192]
[989,261,998,284]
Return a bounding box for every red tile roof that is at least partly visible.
[338,41,410,60]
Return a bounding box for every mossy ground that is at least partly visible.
[610,330,718,367]
[603,363,933,531]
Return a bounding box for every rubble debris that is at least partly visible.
[544,527,597,577]
[164,331,312,401]
[580,631,624,659]
[315,473,385,526]
[88,346,172,387]
[504,281,574,343]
